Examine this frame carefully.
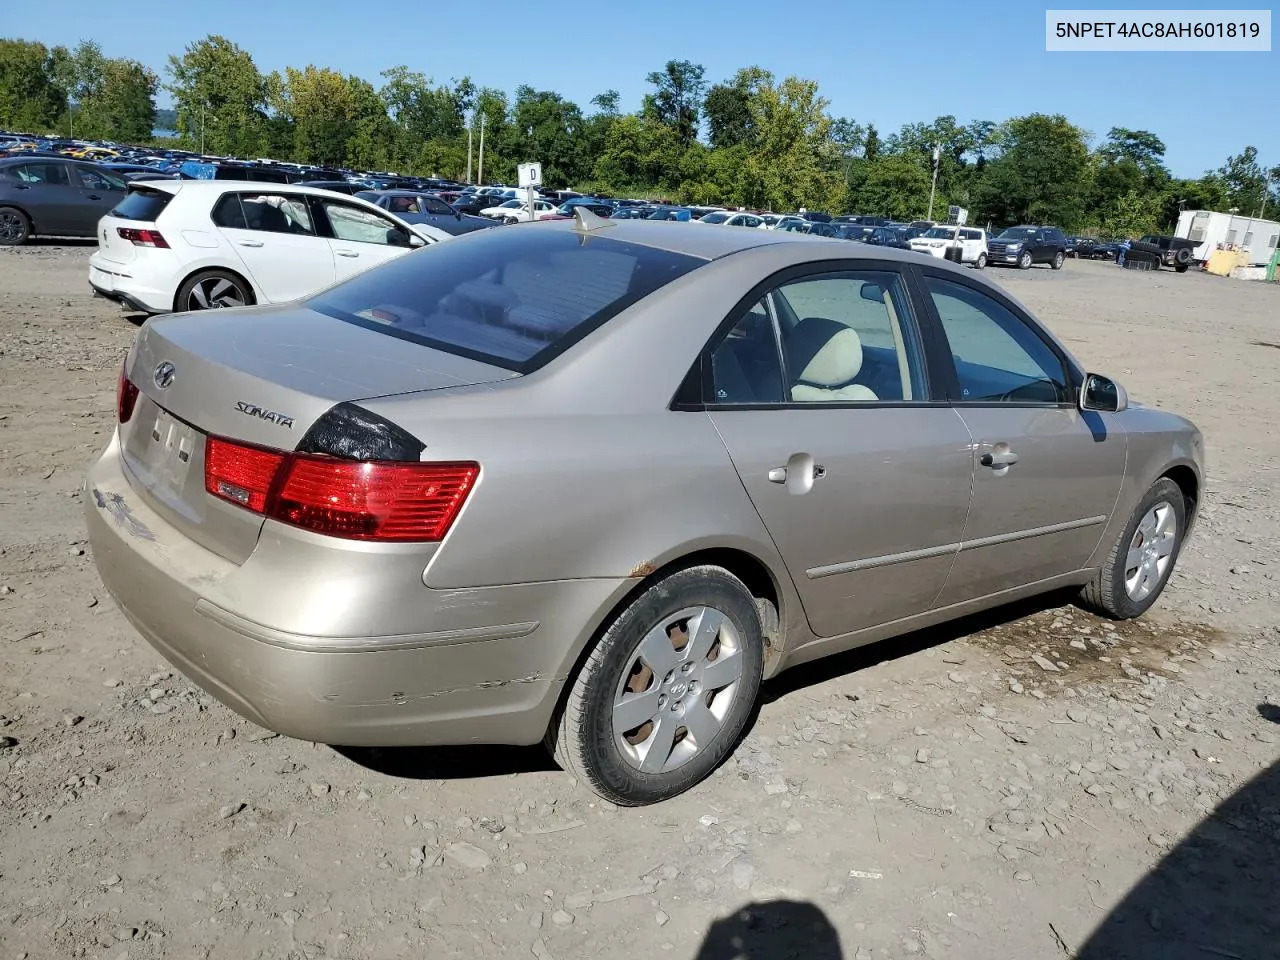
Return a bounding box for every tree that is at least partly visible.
[863,124,880,161]
[976,114,1090,229]
[1216,146,1268,215]
[742,73,841,212]
[1100,190,1163,237]
[167,35,269,156]
[704,82,752,149]
[590,89,620,115]
[94,59,158,142]
[0,39,66,132]
[509,86,586,187]
[379,66,471,146]
[853,156,932,220]
[642,59,705,150]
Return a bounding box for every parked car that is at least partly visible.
[696,211,765,228]
[986,225,1069,269]
[538,198,616,221]
[86,219,1202,806]
[88,181,449,315]
[1091,240,1121,261]
[451,193,498,216]
[909,225,989,267]
[0,156,128,245]
[480,197,559,223]
[357,189,494,235]
[862,226,913,250]
[298,180,367,196]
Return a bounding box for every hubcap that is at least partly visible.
[0,212,23,242]
[189,277,245,310]
[1124,501,1177,601]
[611,605,744,774]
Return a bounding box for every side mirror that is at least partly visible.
[408,233,426,248]
[1080,373,1127,413]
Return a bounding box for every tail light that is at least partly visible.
[116,362,139,423]
[116,227,169,248]
[204,436,477,543]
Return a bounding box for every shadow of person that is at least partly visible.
[1259,702,1280,724]
[1076,755,1280,960]
[694,900,842,960]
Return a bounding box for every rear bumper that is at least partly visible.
[84,434,632,747]
[89,255,172,315]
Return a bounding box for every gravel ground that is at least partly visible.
[1,247,1278,960]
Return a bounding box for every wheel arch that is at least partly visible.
[1161,463,1200,531]
[173,265,259,313]
[545,544,790,739]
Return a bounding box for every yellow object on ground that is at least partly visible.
[1206,249,1248,276]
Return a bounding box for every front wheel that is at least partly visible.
[1018,251,1033,269]
[974,252,987,270]
[0,206,31,246]
[504,216,519,225]
[176,270,252,312]
[1174,263,1189,273]
[549,566,765,805]
[1078,477,1186,619]
[1051,251,1065,270]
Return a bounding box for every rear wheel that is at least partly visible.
[176,270,252,312]
[1051,250,1065,270]
[504,216,519,225]
[1078,477,1186,619]
[1018,251,1033,269]
[975,252,987,270]
[550,566,765,805]
[0,206,31,246]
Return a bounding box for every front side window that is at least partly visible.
[925,275,1070,404]
[322,201,408,245]
[309,229,703,371]
[78,168,127,191]
[423,197,454,215]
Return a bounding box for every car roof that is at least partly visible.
[123,180,391,199]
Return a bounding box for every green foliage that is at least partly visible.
[0,39,66,131]
[0,34,1266,229]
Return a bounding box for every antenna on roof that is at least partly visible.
[573,206,615,232]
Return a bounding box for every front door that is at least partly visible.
[704,267,975,638]
[73,165,128,233]
[919,272,1127,606]
[313,197,416,283]
[211,191,335,303]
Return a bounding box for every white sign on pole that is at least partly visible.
[518,162,542,188]
[948,204,968,226]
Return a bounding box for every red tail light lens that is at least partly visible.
[117,227,169,248]
[116,362,139,423]
[205,437,284,513]
[203,436,478,542]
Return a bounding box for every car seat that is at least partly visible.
[787,316,878,402]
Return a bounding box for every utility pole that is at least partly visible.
[477,113,486,186]
[926,143,940,221]
[200,103,205,155]
[466,116,473,185]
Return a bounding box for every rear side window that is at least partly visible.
[110,189,173,222]
[310,228,704,372]
[214,193,315,235]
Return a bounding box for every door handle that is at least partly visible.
[768,455,825,494]
[335,249,359,258]
[980,449,1019,468]
[237,239,264,248]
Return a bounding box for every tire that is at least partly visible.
[1051,250,1065,270]
[176,270,253,312]
[549,565,765,805]
[504,216,519,225]
[1078,477,1186,620]
[974,252,987,270]
[1128,240,1162,256]
[1174,247,1192,266]
[0,206,31,246]
[1174,263,1189,273]
[1018,251,1032,269]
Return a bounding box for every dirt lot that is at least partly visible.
[1,247,1278,960]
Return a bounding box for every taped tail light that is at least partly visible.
[203,436,478,543]
[116,361,139,423]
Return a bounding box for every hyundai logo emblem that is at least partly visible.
[153,361,176,389]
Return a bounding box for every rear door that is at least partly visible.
[705,264,975,639]
[72,165,128,232]
[211,191,336,303]
[918,270,1126,605]
[312,196,416,283]
[8,160,82,234]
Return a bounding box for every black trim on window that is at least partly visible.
[676,259,945,412]
[912,264,1083,406]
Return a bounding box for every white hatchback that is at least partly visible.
[88,181,449,315]
[908,225,989,268]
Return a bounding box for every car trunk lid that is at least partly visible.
[119,305,517,564]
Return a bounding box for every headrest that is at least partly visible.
[788,316,863,387]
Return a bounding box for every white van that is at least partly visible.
[909,225,989,268]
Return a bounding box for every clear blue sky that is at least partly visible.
[8,0,1277,176]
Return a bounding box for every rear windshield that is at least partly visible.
[110,188,173,222]
[309,228,704,372]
